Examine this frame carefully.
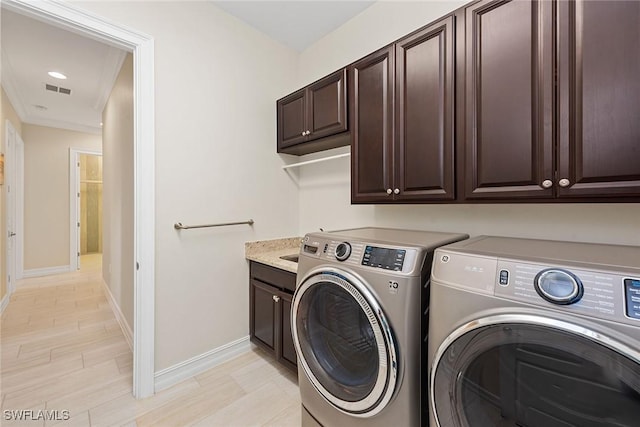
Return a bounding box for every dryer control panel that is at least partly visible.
[495,259,640,327]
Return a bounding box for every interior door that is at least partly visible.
[5,120,24,291]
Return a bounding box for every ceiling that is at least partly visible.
[213,1,375,52]
[1,9,127,134]
[1,2,374,134]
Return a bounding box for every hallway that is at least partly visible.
[1,256,300,426]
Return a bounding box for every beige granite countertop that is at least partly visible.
[245,237,302,274]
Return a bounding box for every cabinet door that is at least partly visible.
[395,16,455,201]
[558,0,640,198]
[307,69,348,141]
[463,0,554,200]
[250,279,276,353]
[277,89,307,150]
[277,291,297,373]
[350,45,395,203]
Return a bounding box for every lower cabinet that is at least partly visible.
[249,262,297,373]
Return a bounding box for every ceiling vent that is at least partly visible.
[44,83,72,95]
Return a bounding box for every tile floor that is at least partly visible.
[1,255,301,426]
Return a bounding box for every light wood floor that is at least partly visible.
[1,255,301,426]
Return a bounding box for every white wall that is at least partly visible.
[102,53,134,329]
[22,124,101,270]
[296,1,640,246]
[71,0,640,380]
[74,1,300,371]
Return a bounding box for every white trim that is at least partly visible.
[93,48,127,112]
[0,52,29,123]
[154,337,251,392]
[3,0,157,399]
[14,131,24,281]
[0,293,10,314]
[23,265,71,278]
[69,148,103,272]
[101,279,133,351]
[24,116,102,135]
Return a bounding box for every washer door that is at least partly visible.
[431,315,640,427]
[292,268,398,417]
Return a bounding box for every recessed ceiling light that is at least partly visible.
[48,71,67,80]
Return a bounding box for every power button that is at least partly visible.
[499,269,510,286]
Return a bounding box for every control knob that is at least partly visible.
[534,269,583,305]
[335,242,352,261]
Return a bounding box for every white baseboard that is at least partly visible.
[22,265,71,278]
[0,293,10,314]
[154,336,251,392]
[101,279,134,351]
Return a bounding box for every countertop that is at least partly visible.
[245,237,302,274]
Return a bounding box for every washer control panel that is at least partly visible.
[624,278,640,320]
[301,236,417,274]
[362,246,406,271]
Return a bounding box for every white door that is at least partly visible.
[5,120,24,292]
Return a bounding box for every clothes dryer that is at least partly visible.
[428,236,640,427]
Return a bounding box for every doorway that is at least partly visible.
[3,0,156,398]
[70,149,103,271]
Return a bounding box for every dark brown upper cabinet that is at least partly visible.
[461,0,640,201]
[557,0,640,198]
[350,45,395,202]
[462,0,554,200]
[351,16,456,203]
[277,69,348,156]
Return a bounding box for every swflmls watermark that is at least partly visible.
[4,409,70,421]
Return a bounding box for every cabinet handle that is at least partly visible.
[541,180,553,189]
[272,295,280,303]
[305,130,311,135]
[386,189,392,195]
[301,131,306,137]
[558,178,571,188]
[393,188,400,195]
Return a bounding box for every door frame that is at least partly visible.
[2,0,156,398]
[69,148,103,271]
[4,120,25,293]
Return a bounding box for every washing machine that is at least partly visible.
[428,236,640,427]
[292,227,468,427]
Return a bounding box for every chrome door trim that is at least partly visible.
[430,313,640,427]
[292,266,398,417]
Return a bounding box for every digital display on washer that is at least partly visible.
[624,278,640,320]
[362,246,406,271]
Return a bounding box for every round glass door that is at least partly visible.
[431,316,640,427]
[292,269,398,417]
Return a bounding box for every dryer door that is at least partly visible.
[430,315,640,427]
[292,268,398,417]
